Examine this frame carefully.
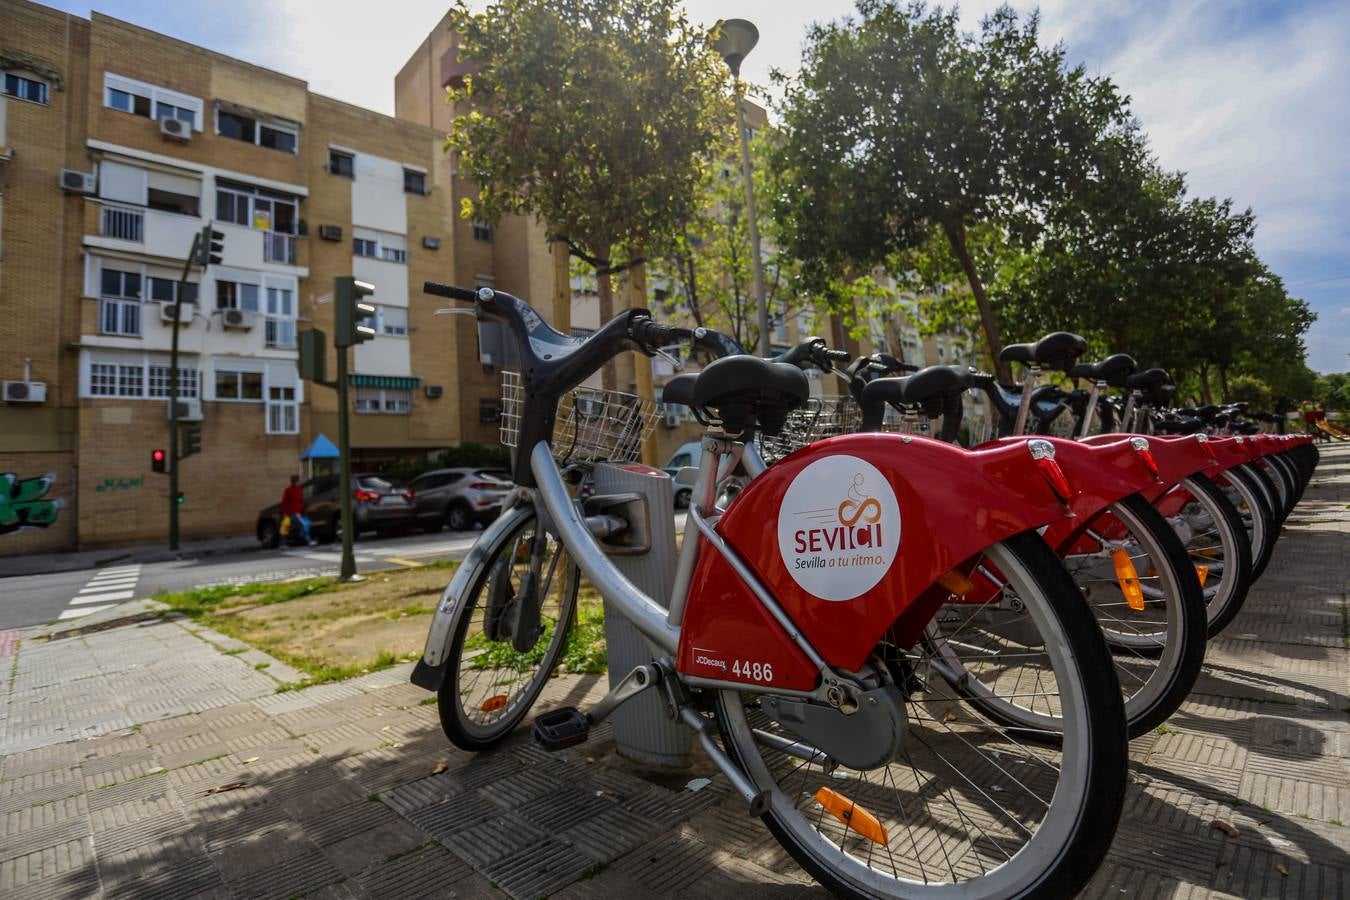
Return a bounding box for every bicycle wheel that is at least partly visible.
[1215,466,1275,580]
[1262,455,1297,520]
[1159,475,1253,638]
[714,532,1128,899]
[437,506,580,750]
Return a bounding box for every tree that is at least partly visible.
[447,0,731,387]
[772,1,1131,380]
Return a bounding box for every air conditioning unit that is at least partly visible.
[60,169,96,194]
[663,412,682,428]
[160,302,196,324]
[3,381,47,404]
[159,117,192,142]
[425,384,444,399]
[479,352,493,368]
[168,398,203,421]
[318,224,343,241]
[220,308,256,330]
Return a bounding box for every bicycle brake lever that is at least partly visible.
[434,308,478,317]
[651,346,684,372]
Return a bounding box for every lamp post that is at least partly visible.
[713,19,771,356]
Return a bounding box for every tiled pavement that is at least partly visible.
[1,445,1346,898]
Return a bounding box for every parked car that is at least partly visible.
[255,474,416,548]
[408,467,513,532]
[663,442,701,509]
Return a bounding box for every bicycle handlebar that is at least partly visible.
[423,281,484,303]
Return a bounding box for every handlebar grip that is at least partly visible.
[423,281,482,303]
[631,318,681,347]
[824,349,852,362]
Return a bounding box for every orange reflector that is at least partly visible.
[814,787,889,845]
[480,694,508,713]
[937,569,974,596]
[1194,565,1209,587]
[1111,549,1145,611]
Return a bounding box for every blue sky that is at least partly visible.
[41,0,1349,373]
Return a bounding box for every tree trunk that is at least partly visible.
[550,241,571,334]
[1217,366,1231,402]
[628,260,658,466]
[684,251,704,328]
[597,264,616,390]
[943,222,1009,383]
[1199,363,1213,405]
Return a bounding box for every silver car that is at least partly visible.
[408,467,513,531]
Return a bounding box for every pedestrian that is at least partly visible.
[280,474,315,546]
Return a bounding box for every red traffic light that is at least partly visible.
[152,448,167,473]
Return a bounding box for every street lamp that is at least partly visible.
[713,19,771,356]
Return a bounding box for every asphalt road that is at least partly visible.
[0,528,480,631]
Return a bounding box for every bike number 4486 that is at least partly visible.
[732,659,773,682]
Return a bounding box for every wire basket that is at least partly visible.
[498,371,660,465]
[757,395,944,462]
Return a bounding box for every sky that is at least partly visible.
[39,0,1349,373]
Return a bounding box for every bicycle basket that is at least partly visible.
[755,394,938,462]
[499,370,660,464]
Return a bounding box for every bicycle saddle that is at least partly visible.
[865,364,977,409]
[1124,367,1170,391]
[662,372,697,407]
[689,355,809,436]
[1070,353,1137,386]
[999,332,1088,372]
[1155,418,1203,434]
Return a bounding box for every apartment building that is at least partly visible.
[0,3,466,553]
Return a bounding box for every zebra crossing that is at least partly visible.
[59,564,143,620]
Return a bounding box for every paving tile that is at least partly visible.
[352,843,483,897]
[483,838,599,899]
[319,820,429,877]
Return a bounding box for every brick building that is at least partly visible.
[0,3,477,554]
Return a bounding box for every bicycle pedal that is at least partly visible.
[532,707,590,751]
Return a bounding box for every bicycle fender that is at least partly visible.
[678,433,1077,680]
[412,503,536,690]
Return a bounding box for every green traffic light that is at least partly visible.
[176,492,185,505]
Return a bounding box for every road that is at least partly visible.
[0,528,480,631]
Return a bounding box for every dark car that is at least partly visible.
[255,474,416,547]
[407,467,512,532]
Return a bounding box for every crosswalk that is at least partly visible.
[59,564,143,620]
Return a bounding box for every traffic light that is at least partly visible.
[176,492,185,505]
[180,426,202,459]
[196,224,225,269]
[334,276,377,347]
[152,448,167,473]
[298,329,328,382]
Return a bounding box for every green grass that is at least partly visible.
[462,597,607,675]
[267,649,421,692]
[155,577,341,617]
[1154,724,1182,735]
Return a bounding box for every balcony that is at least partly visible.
[100,203,144,242]
[263,232,297,265]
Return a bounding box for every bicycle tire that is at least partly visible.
[713,531,1128,899]
[436,506,580,750]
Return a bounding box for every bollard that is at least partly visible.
[589,461,690,767]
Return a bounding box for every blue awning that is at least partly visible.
[300,433,340,459]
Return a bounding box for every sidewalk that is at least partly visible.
[0,446,1346,898]
[0,534,259,579]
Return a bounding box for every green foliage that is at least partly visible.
[447,0,732,268]
[155,578,337,617]
[771,2,1131,371]
[1226,375,1273,411]
[463,598,607,674]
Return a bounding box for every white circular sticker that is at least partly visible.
[776,454,901,601]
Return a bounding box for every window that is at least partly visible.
[355,387,411,414]
[99,268,142,337]
[479,399,502,423]
[353,237,377,257]
[215,370,264,401]
[216,181,300,234]
[148,365,199,398]
[216,279,259,312]
[403,169,426,194]
[351,229,407,263]
[259,124,296,153]
[381,246,407,263]
[266,386,298,434]
[147,188,199,217]
[377,306,408,336]
[218,108,297,153]
[149,277,198,305]
[472,220,494,242]
[104,74,201,128]
[4,73,48,105]
[265,287,296,349]
[328,149,354,178]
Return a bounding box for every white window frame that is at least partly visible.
[351,228,407,264]
[215,277,260,312]
[266,385,299,434]
[214,106,298,153]
[212,367,265,403]
[376,305,408,337]
[355,387,411,415]
[148,364,200,399]
[99,265,143,337]
[215,181,300,234]
[104,73,203,130]
[82,351,200,400]
[264,286,297,349]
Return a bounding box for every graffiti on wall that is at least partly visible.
[0,473,63,536]
[95,475,145,493]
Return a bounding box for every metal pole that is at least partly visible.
[336,341,358,581]
[168,231,200,551]
[734,84,770,357]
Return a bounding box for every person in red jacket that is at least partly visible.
[280,474,314,545]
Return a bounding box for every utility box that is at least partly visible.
[588,461,690,767]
